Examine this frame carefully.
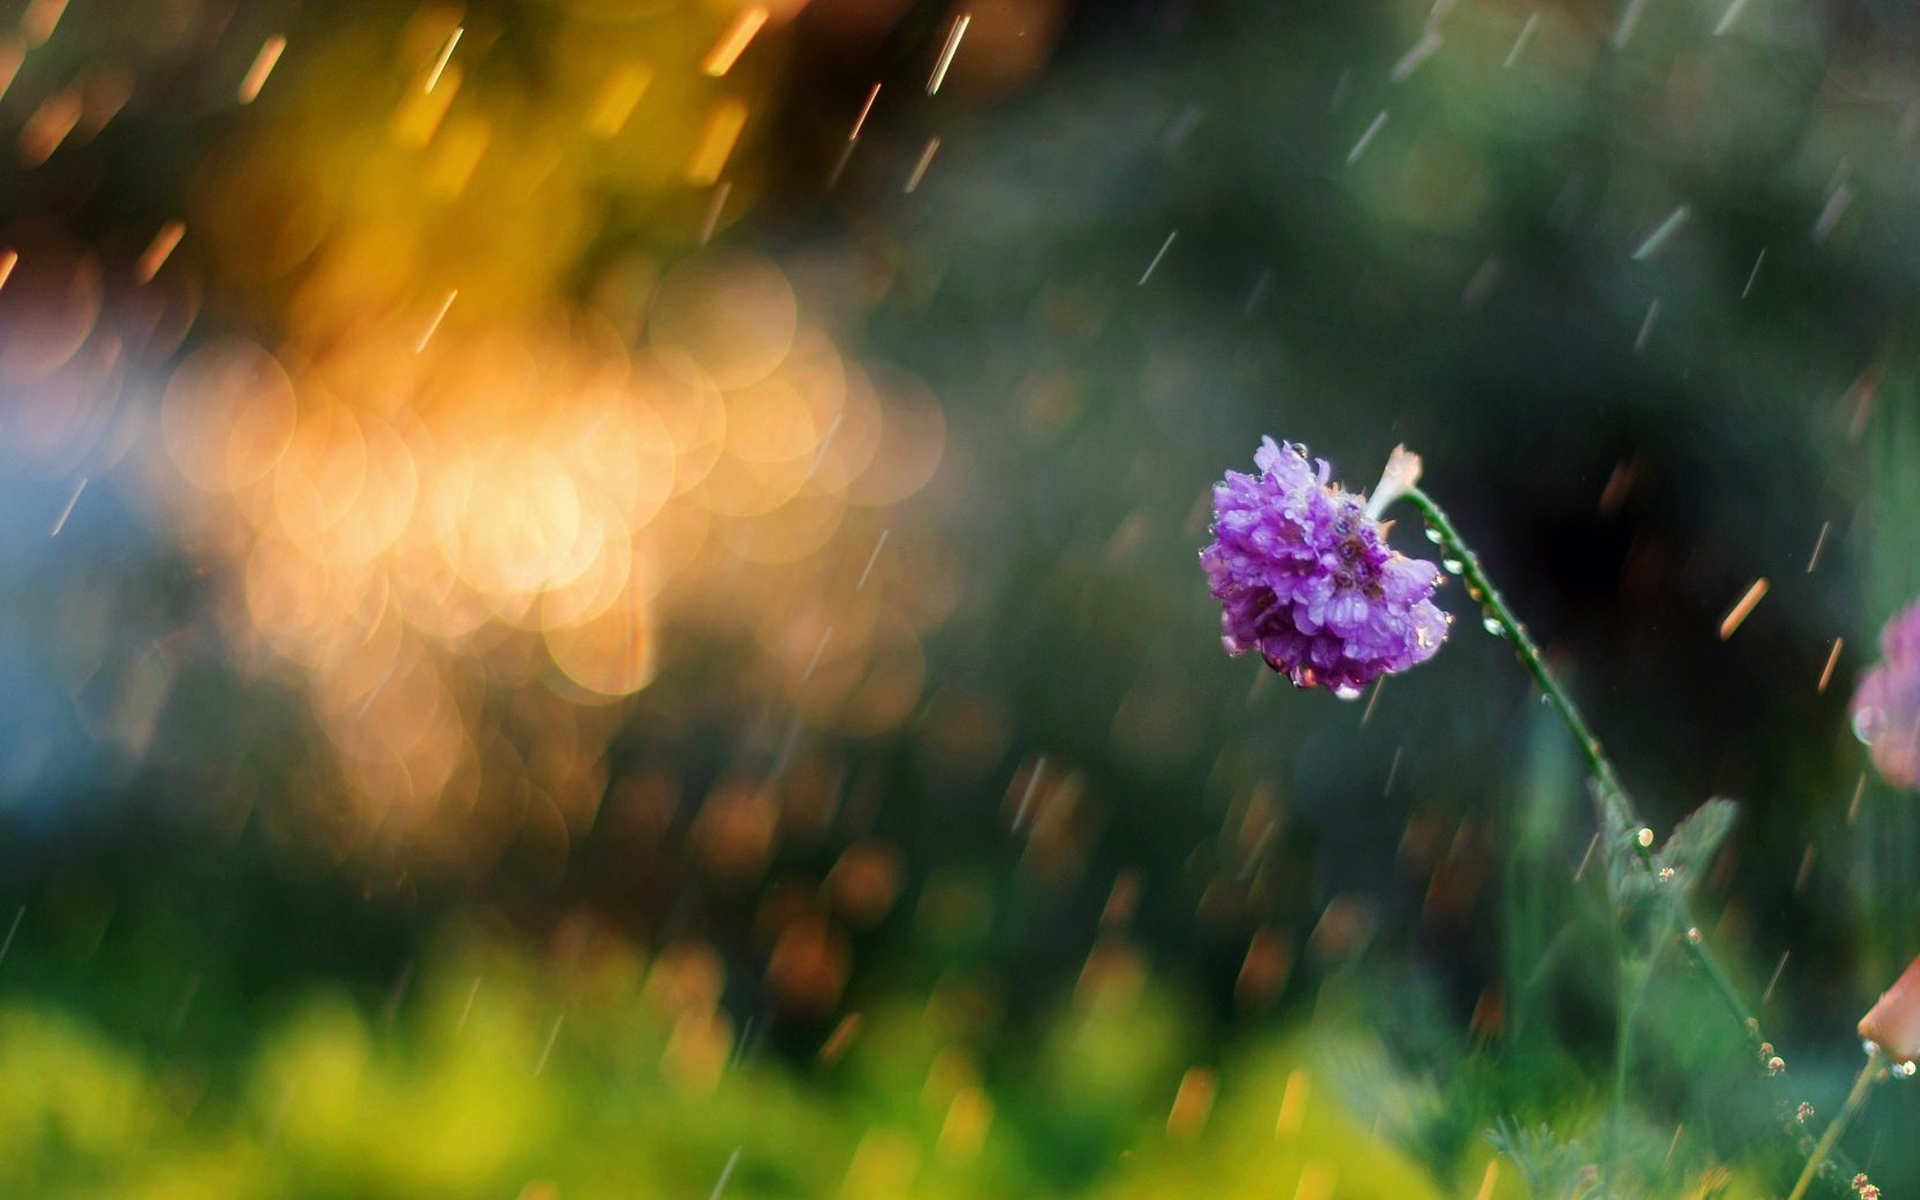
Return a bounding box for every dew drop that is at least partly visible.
[1424,524,1442,544]
[1331,680,1364,701]
[1853,706,1884,746]
[1442,558,1464,574]
[1481,615,1503,636]
[1896,1060,1917,1079]
[1635,827,1654,848]
[1685,926,1702,945]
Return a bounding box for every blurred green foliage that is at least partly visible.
[0,934,1530,1200]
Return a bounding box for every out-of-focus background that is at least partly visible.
[1,0,1918,1195]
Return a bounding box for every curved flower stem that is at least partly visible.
[1786,1049,1883,1200]
[1402,488,1621,796]
[1401,481,1881,1197]
[1400,486,1764,1048]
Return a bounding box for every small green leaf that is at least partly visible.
[1658,797,1739,880]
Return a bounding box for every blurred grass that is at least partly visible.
[0,933,1531,1200]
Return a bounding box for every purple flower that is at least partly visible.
[1853,597,1920,791]
[1200,438,1449,699]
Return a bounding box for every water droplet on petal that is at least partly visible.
[1331,680,1364,701]
[1853,706,1884,746]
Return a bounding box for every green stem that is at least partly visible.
[1400,482,1881,1194]
[1403,488,1620,797]
[1786,1049,1883,1200]
[1401,485,1763,1051]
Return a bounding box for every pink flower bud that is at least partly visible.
[1364,444,1423,520]
[1858,954,1920,1062]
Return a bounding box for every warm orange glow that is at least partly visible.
[159,273,943,830]
[163,341,299,493]
[126,2,949,856]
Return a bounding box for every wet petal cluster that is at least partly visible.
[1201,438,1449,698]
[1853,597,1920,791]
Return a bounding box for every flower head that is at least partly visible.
[1852,597,1920,791]
[1200,438,1449,699]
